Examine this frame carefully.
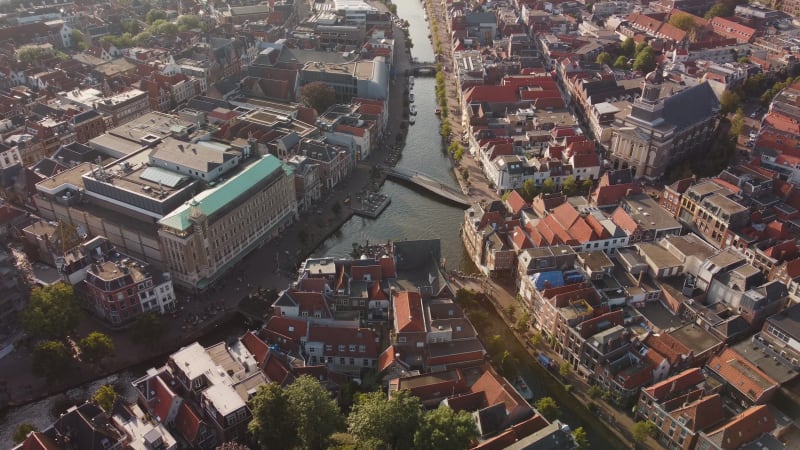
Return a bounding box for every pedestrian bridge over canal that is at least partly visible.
[379,165,471,207]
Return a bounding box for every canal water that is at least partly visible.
[313,3,469,268]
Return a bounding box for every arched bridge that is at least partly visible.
[380,165,470,207]
[410,62,438,76]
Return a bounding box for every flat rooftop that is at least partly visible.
[669,323,721,354]
[623,194,682,231]
[89,133,145,156]
[732,340,799,385]
[108,112,195,143]
[36,162,91,194]
[636,242,683,269]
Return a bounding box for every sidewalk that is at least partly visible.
[0,18,416,409]
[423,0,498,205]
[449,275,662,450]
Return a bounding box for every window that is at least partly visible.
[338,344,345,352]
[349,344,356,352]
[339,357,345,365]
[349,358,355,365]
[363,359,369,366]
[398,336,407,343]
[325,344,333,352]
[358,345,366,353]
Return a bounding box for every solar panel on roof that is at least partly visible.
[139,166,190,188]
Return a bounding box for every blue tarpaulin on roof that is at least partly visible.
[530,271,564,290]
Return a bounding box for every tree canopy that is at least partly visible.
[541,178,556,194]
[32,340,72,380]
[668,14,697,32]
[13,424,38,444]
[300,81,337,114]
[614,56,629,70]
[632,420,657,443]
[20,283,80,340]
[17,46,50,65]
[347,390,422,450]
[561,176,577,196]
[413,405,477,450]
[145,9,167,24]
[79,331,114,364]
[533,396,560,421]
[720,90,742,115]
[249,383,298,450]
[633,47,656,74]
[248,376,346,450]
[621,37,635,57]
[93,384,117,413]
[572,426,589,450]
[704,1,747,19]
[595,52,614,66]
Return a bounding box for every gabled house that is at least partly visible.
[695,405,776,450]
[706,348,779,405]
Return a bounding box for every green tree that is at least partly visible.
[588,384,603,399]
[633,47,656,73]
[614,55,629,70]
[300,81,337,114]
[572,426,589,450]
[13,423,38,444]
[541,178,555,194]
[561,175,577,196]
[461,167,469,181]
[632,420,657,444]
[559,363,571,379]
[156,22,179,36]
[738,56,751,64]
[71,29,88,51]
[515,311,531,333]
[130,313,165,346]
[347,390,422,449]
[249,383,298,450]
[635,41,649,56]
[32,340,72,380]
[720,90,742,115]
[20,283,80,340]
[703,2,733,20]
[17,46,49,65]
[668,13,696,32]
[730,108,745,136]
[177,15,203,31]
[413,406,477,450]
[533,397,559,421]
[93,384,117,413]
[582,178,594,195]
[133,31,153,45]
[595,52,614,66]
[79,331,114,364]
[145,9,167,24]
[521,178,539,202]
[621,37,635,57]
[286,375,345,450]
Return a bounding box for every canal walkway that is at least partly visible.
[450,275,661,449]
[0,10,419,411]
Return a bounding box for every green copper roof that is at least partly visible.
[159,155,289,231]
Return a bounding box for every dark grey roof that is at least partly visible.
[30,158,67,177]
[52,142,102,165]
[45,402,125,450]
[0,163,21,188]
[187,96,232,112]
[767,303,800,340]
[605,168,634,185]
[476,403,507,437]
[465,12,497,25]
[662,82,720,131]
[72,109,102,125]
[214,76,241,96]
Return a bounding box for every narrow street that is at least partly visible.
[0,15,418,408]
[450,275,660,449]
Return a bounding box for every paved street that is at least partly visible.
[423,0,499,205]
[0,15,417,407]
[450,275,660,449]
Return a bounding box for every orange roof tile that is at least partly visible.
[702,404,775,450]
[241,331,270,365]
[645,367,705,400]
[175,403,203,444]
[394,291,425,332]
[505,190,529,214]
[707,348,778,403]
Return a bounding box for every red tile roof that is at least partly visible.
[610,207,638,234]
[20,432,59,450]
[241,331,270,365]
[707,348,778,403]
[378,345,398,372]
[669,393,725,432]
[369,281,387,300]
[264,316,308,344]
[710,16,756,43]
[351,264,382,282]
[307,324,378,357]
[175,403,203,444]
[394,291,425,332]
[151,374,178,424]
[644,333,690,367]
[297,277,329,293]
[469,366,527,414]
[510,226,533,250]
[379,256,396,278]
[263,352,293,386]
[464,85,519,104]
[505,190,529,215]
[702,404,775,450]
[473,415,549,450]
[645,367,705,401]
